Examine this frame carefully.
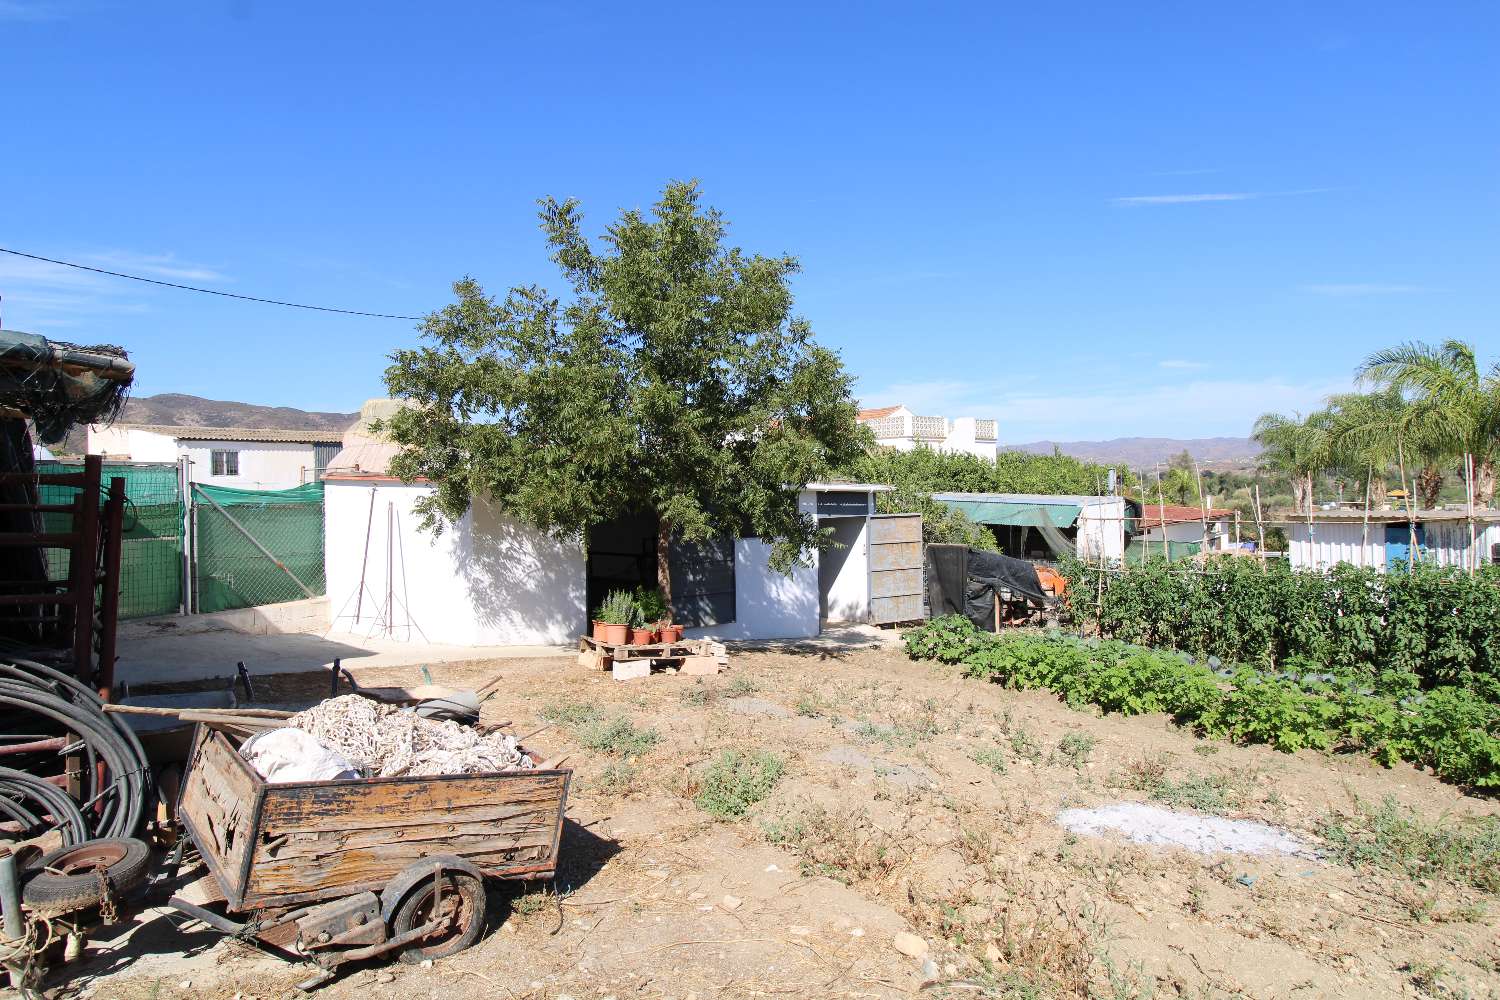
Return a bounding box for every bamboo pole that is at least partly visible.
[1253,483,1267,565]
[1360,465,1373,569]
[1156,465,1168,561]
[1396,435,1417,570]
[1466,452,1477,576]
[1191,456,1210,553]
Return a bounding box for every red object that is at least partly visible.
[591,620,607,641]
[629,627,654,645]
[662,624,684,642]
[601,623,630,645]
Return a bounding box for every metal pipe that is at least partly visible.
[0,851,23,941]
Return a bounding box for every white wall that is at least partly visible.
[88,426,179,462]
[819,517,869,622]
[944,417,1000,459]
[1075,498,1127,561]
[1288,520,1500,572]
[181,440,319,490]
[324,480,586,646]
[685,537,820,642]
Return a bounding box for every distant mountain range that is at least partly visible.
[56,393,358,454]
[1004,436,1261,469]
[115,393,359,431]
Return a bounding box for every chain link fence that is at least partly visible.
[37,460,184,618]
[191,482,325,613]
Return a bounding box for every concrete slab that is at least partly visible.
[115,617,571,686]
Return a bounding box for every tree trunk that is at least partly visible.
[1368,474,1387,504]
[1291,475,1311,515]
[656,517,674,619]
[1416,465,1444,509]
[1475,459,1496,508]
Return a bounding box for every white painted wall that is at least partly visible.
[324,480,586,646]
[1075,498,1127,561]
[685,537,820,642]
[88,426,179,462]
[944,417,1000,459]
[1288,519,1500,572]
[87,426,319,489]
[819,517,869,622]
[180,440,319,490]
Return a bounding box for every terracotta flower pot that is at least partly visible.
[592,620,608,641]
[602,622,630,645]
[630,627,654,645]
[662,624,684,642]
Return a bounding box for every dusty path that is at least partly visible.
[76,642,1499,999]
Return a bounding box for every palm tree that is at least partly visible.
[1252,409,1333,515]
[1359,340,1500,507]
[1325,387,1447,507]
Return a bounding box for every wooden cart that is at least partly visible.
[171,724,571,989]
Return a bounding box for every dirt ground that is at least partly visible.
[66,639,1500,1000]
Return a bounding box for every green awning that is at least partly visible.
[937,499,1082,528]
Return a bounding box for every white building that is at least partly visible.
[931,493,1129,562]
[1286,510,1500,573]
[1134,503,1237,553]
[87,423,346,490]
[321,401,898,646]
[857,405,998,459]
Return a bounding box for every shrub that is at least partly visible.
[594,589,639,626]
[695,750,786,819]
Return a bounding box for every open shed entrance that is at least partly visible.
[585,511,735,628]
[818,515,868,622]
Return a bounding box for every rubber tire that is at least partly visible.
[389,871,487,964]
[22,837,152,914]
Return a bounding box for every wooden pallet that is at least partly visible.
[576,634,724,680]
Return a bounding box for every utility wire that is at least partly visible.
[0,246,423,320]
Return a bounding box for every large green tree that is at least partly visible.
[382,181,866,613]
[1358,339,1499,506]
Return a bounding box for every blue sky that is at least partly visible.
[2,2,1495,442]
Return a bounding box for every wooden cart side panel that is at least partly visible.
[241,770,569,908]
[177,726,263,908]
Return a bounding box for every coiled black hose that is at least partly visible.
[0,658,150,840]
[0,766,87,845]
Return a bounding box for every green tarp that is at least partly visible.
[194,482,324,506]
[935,499,1082,529]
[192,481,325,613]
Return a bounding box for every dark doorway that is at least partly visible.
[584,512,737,627]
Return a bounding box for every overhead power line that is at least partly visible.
[0,246,424,320]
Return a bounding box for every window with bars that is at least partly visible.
[211,449,239,476]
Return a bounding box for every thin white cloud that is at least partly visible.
[1115,193,1258,206]
[1158,359,1208,370]
[1149,168,1222,177]
[1113,188,1331,207]
[85,250,229,283]
[1301,283,1429,296]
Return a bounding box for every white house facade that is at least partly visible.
[88,423,346,490]
[1286,510,1500,573]
[857,405,998,458]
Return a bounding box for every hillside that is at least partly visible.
[56,393,359,455]
[1003,436,1260,469]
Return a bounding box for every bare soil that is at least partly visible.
[73,640,1500,1000]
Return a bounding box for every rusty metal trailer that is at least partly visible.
[171,724,571,989]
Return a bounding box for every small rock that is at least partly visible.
[921,958,939,980]
[788,925,810,936]
[849,927,865,938]
[421,958,433,968]
[984,942,1002,963]
[943,962,957,976]
[1326,891,1344,902]
[179,983,192,992]
[721,894,743,911]
[687,891,706,900]
[375,972,396,984]
[765,864,780,872]
[892,931,928,958]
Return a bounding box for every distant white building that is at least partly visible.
[87,423,346,489]
[857,405,998,458]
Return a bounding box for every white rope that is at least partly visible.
[287,694,534,778]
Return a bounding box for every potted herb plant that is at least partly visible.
[632,586,670,642]
[594,590,637,646]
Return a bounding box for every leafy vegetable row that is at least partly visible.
[905,616,1500,790]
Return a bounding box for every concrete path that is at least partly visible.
[115,616,570,686]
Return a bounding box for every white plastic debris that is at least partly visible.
[241,728,361,783]
[1057,802,1312,857]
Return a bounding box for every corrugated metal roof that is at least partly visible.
[114,423,346,444]
[1136,503,1236,529]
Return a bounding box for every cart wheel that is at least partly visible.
[22,837,151,914]
[389,870,486,964]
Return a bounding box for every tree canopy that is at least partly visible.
[382,181,867,598]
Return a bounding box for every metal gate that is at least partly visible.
[868,513,924,624]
